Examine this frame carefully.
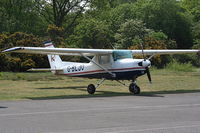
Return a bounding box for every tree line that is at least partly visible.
[0,0,200,71]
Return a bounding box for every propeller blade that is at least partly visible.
[146,67,152,83]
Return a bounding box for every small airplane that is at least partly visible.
[2,41,200,94]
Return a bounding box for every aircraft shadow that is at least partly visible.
[0,106,8,109]
[37,86,86,90]
[26,88,200,100]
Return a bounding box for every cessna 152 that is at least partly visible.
[2,41,200,94]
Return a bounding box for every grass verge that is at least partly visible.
[0,68,200,100]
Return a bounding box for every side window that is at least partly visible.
[99,55,110,64]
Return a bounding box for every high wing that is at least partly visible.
[1,46,199,56]
[131,49,199,55]
[1,47,113,56]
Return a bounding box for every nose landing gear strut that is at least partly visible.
[87,78,141,95]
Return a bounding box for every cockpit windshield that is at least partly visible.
[112,50,133,61]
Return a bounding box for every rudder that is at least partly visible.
[44,41,63,69]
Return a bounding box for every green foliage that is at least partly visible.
[47,24,64,47]
[108,3,136,32]
[67,18,113,48]
[132,0,193,48]
[7,57,21,72]
[0,0,199,71]
[0,0,47,35]
[181,0,200,21]
[172,43,200,67]
[90,0,137,9]
[192,21,200,41]
[165,60,194,72]
[191,43,200,66]
[0,33,9,49]
[21,59,36,71]
[8,32,42,47]
[114,19,152,48]
[130,31,175,68]
[147,32,177,49]
[107,0,193,48]
[0,32,48,71]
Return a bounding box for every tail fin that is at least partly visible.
[44,41,63,69]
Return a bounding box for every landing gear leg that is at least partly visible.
[129,80,140,95]
[87,78,105,94]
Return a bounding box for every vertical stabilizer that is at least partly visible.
[44,41,63,69]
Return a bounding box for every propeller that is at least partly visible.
[140,41,152,83]
[146,67,152,83]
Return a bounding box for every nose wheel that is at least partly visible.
[129,83,140,94]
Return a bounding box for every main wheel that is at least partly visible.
[87,84,96,94]
[129,83,140,94]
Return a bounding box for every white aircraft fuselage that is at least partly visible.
[55,57,149,80]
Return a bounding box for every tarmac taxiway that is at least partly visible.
[0,93,200,133]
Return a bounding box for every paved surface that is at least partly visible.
[0,93,200,133]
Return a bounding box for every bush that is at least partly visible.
[165,60,194,72]
[129,31,176,68]
[21,59,36,71]
[47,24,64,47]
[0,32,48,72]
[0,72,3,79]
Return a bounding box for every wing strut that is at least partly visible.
[81,54,116,78]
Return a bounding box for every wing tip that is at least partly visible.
[1,47,23,53]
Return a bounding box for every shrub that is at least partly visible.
[165,60,194,72]
[47,24,64,47]
[21,59,36,71]
[0,32,48,72]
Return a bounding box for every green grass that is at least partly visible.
[0,68,200,100]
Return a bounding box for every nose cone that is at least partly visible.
[141,60,151,67]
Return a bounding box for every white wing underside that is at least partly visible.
[2,47,199,56]
[27,68,63,72]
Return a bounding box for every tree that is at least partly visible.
[90,0,137,9]
[129,31,176,68]
[192,21,200,42]
[114,19,177,67]
[36,0,90,29]
[66,18,113,48]
[47,24,64,46]
[131,0,193,48]
[181,0,200,21]
[0,0,46,35]
[108,3,136,33]
[114,19,152,49]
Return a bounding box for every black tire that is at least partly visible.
[87,84,96,94]
[129,83,140,94]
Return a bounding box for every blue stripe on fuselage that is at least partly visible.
[70,70,147,80]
